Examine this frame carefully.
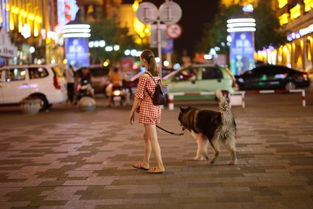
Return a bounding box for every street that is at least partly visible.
[0,94,313,209]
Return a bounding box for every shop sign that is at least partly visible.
[0,27,17,58]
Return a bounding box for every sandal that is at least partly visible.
[132,162,149,170]
[147,167,165,174]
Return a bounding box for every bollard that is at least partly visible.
[79,97,96,112]
[168,94,174,110]
[21,98,43,115]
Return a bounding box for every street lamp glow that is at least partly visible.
[105,46,113,52]
[113,45,120,51]
[163,60,169,67]
[135,51,142,57]
[89,41,94,48]
[155,57,160,63]
[173,63,181,70]
[94,41,99,48]
[125,49,131,56]
[29,46,35,54]
[130,49,137,56]
[99,40,106,47]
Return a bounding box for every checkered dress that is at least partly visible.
[135,74,161,125]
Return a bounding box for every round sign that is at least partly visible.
[136,2,158,25]
[159,1,182,24]
[167,24,182,39]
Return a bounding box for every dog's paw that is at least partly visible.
[209,159,216,164]
[228,159,237,165]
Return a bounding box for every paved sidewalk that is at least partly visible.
[0,103,313,209]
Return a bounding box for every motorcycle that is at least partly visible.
[76,79,95,101]
[111,85,129,107]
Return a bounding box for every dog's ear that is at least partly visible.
[179,106,191,112]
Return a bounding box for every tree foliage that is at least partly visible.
[89,18,139,64]
[253,3,287,50]
[196,3,287,53]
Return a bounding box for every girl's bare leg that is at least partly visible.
[142,129,151,168]
[145,125,165,171]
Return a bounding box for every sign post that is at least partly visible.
[136,0,182,78]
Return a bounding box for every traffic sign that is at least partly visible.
[159,1,182,24]
[136,2,158,24]
[150,24,167,48]
[167,23,182,39]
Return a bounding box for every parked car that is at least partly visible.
[76,65,110,94]
[163,63,235,101]
[235,65,311,90]
[0,64,67,110]
[122,67,175,95]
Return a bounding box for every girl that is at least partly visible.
[129,49,165,174]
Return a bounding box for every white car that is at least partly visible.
[0,64,67,110]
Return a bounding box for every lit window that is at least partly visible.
[278,0,288,9]
[290,4,301,20]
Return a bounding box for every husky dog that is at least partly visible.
[178,91,237,165]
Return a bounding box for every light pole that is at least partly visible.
[136,0,182,78]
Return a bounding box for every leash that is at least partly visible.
[156,125,184,136]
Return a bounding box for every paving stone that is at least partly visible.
[0,101,313,209]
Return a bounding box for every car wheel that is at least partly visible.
[33,95,50,111]
[285,81,296,91]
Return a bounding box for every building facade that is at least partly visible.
[76,0,149,45]
[0,0,66,65]
[256,0,313,72]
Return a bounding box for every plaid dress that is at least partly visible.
[135,74,161,125]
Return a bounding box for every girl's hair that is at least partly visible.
[141,49,159,76]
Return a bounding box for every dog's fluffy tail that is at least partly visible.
[215,90,229,111]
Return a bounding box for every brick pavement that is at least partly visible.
[0,101,313,209]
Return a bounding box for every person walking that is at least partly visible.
[129,49,165,174]
[65,65,75,104]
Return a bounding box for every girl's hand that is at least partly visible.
[129,112,135,125]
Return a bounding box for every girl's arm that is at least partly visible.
[129,97,142,124]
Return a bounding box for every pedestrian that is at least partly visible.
[65,65,75,104]
[129,49,165,174]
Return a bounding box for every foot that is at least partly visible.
[228,159,237,165]
[132,162,149,170]
[193,156,207,161]
[147,167,165,174]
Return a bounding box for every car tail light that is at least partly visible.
[53,76,61,89]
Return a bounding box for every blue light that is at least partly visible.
[242,4,254,13]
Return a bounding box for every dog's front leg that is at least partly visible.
[193,139,202,160]
[193,133,208,161]
[191,131,204,160]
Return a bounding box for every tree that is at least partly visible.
[253,3,287,50]
[196,3,287,54]
[196,4,242,54]
[88,18,139,64]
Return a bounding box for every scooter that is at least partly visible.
[76,78,95,102]
[112,85,129,107]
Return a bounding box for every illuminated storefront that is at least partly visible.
[256,0,313,72]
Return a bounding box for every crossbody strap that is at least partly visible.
[144,72,159,98]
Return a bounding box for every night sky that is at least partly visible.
[143,0,220,56]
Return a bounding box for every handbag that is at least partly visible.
[145,72,167,106]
